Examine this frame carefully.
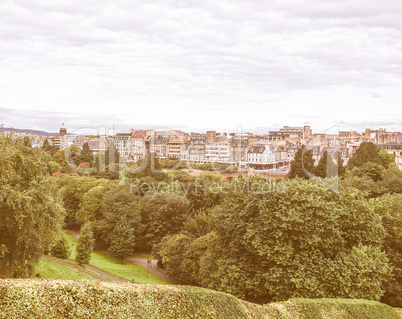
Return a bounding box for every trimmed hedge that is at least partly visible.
[0,280,400,319]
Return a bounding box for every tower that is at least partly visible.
[60,123,67,136]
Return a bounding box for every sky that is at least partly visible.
[1,0,402,134]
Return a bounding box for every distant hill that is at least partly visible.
[0,127,58,136]
[0,280,400,319]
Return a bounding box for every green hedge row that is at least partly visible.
[0,280,400,319]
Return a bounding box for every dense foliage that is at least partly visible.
[288,145,315,179]
[0,133,65,277]
[155,178,392,303]
[373,194,402,308]
[108,215,136,260]
[51,235,72,259]
[0,280,400,319]
[3,134,402,309]
[75,223,94,265]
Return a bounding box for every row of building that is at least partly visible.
[14,124,402,170]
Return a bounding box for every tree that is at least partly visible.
[288,145,315,179]
[347,142,383,170]
[349,162,386,182]
[51,235,71,259]
[92,144,121,179]
[23,136,31,147]
[52,150,67,167]
[373,194,402,308]
[126,153,166,183]
[42,139,58,155]
[57,175,97,225]
[64,144,81,167]
[335,151,346,177]
[379,150,396,169]
[342,175,386,198]
[75,181,113,225]
[108,216,136,261]
[105,144,120,167]
[95,185,143,246]
[76,223,94,265]
[81,142,94,165]
[156,178,392,303]
[139,192,191,250]
[379,166,402,194]
[313,150,338,178]
[49,160,62,174]
[0,133,65,277]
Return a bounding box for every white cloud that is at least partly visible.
[0,0,401,133]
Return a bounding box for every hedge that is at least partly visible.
[0,280,400,319]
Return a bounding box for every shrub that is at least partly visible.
[51,236,72,259]
[0,280,400,319]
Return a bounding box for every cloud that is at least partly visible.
[0,0,401,132]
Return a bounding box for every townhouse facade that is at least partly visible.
[247,145,276,169]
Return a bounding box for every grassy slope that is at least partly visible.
[65,232,169,285]
[34,259,95,281]
[0,280,400,319]
[132,252,153,259]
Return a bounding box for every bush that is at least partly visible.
[51,236,72,259]
[0,280,400,319]
[226,165,238,172]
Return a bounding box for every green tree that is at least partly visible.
[379,166,402,194]
[349,162,386,182]
[373,194,402,307]
[49,160,62,174]
[95,185,143,246]
[288,145,315,179]
[57,175,96,225]
[75,182,113,225]
[0,133,65,277]
[42,139,58,155]
[51,235,72,259]
[139,193,191,250]
[105,144,120,167]
[52,150,67,167]
[126,153,166,183]
[81,142,94,164]
[314,150,338,178]
[342,175,386,198]
[108,216,136,261]
[347,142,383,170]
[156,178,392,303]
[92,144,121,179]
[379,150,396,169]
[335,151,346,177]
[64,144,81,167]
[76,223,94,265]
[23,136,31,147]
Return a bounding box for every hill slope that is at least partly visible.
[0,280,400,319]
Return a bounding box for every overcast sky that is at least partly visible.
[1,0,401,134]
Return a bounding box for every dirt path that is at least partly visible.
[68,229,182,285]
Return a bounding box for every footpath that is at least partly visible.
[68,229,182,285]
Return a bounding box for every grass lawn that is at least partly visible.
[132,252,153,259]
[65,232,169,285]
[35,258,95,281]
